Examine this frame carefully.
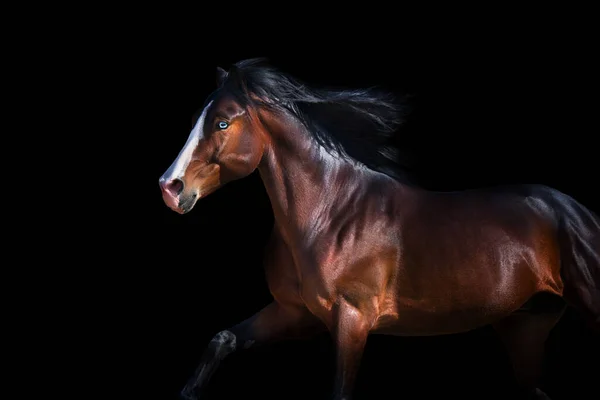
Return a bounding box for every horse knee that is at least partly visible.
[209,330,238,359]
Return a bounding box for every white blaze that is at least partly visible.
[160,101,213,183]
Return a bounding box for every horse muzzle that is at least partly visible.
[159,177,188,214]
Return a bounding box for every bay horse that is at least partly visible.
[159,58,599,400]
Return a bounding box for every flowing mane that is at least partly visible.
[219,58,414,183]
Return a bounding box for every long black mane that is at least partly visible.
[220,58,415,183]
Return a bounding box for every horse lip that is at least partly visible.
[178,192,199,213]
[161,189,179,210]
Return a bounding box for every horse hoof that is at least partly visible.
[534,388,552,400]
[180,386,200,400]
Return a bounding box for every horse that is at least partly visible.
[158,58,599,400]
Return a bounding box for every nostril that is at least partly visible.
[164,178,184,197]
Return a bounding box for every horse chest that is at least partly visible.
[295,249,390,327]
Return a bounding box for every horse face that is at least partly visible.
[159,90,266,214]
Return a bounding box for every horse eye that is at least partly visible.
[217,121,229,130]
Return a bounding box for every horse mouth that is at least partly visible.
[162,183,220,214]
[160,189,197,214]
[178,192,199,214]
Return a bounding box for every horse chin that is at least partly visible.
[196,184,220,201]
[176,184,220,214]
[177,191,200,214]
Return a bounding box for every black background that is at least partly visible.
[72,7,600,400]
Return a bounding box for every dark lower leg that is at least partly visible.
[331,299,372,400]
[181,330,236,399]
[181,302,323,399]
[493,306,564,399]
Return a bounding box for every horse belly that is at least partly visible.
[373,301,519,336]
[373,259,561,336]
[374,209,565,336]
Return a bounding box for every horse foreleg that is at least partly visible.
[331,298,373,400]
[181,301,323,399]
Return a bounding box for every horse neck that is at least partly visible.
[257,111,385,243]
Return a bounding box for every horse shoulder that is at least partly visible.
[263,227,304,307]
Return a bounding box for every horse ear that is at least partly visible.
[216,66,228,86]
[224,65,247,92]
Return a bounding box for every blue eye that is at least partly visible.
[217,121,229,130]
